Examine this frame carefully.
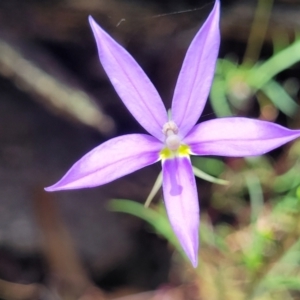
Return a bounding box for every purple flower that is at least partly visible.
[45,0,300,267]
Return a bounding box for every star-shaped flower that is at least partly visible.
[46,0,300,267]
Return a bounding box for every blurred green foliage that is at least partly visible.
[210,39,300,118]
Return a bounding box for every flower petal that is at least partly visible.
[184,118,300,157]
[89,17,167,141]
[162,156,199,267]
[45,134,162,191]
[171,0,220,138]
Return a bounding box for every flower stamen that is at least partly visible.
[163,121,181,151]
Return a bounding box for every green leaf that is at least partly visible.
[210,77,233,117]
[263,276,300,291]
[192,166,228,185]
[108,199,187,261]
[249,39,300,89]
[260,79,299,117]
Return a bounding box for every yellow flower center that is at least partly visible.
[160,121,190,160]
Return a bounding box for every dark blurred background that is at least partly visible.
[0,0,300,299]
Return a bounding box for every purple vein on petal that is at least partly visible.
[45,134,162,191]
[184,117,300,157]
[162,157,199,267]
[171,0,220,138]
[89,17,168,141]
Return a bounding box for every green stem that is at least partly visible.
[243,0,274,67]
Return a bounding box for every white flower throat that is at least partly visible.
[162,121,181,151]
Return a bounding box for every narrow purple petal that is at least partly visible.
[89,17,167,141]
[171,0,220,138]
[45,134,162,191]
[162,157,199,267]
[184,118,300,157]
